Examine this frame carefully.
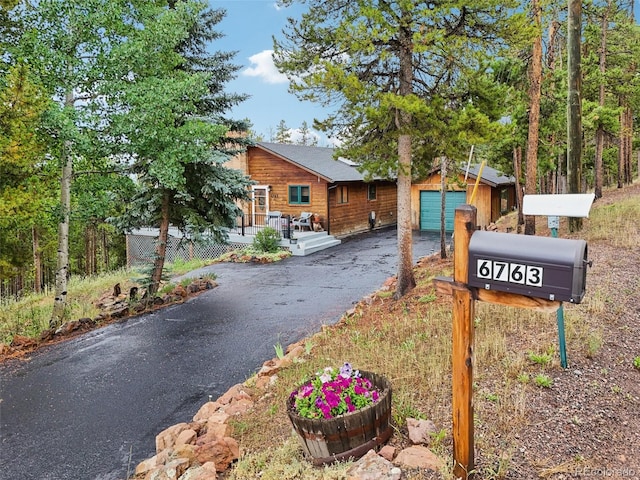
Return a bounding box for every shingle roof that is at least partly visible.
[254,142,366,182]
[465,163,515,187]
[255,142,515,187]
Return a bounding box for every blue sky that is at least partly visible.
[209,1,334,145]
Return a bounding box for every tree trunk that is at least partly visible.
[394,10,416,299]
[149,191,171,296]
[623,105,632,184]
[50,137,72,328]
[440,157,447,259]
[524,0,542,236]
[567,0,583,232]
[102,227,110,271]
[514,146,524,230]
[85,224,97,276]
[594,0,610,200]
[32,226,42,294]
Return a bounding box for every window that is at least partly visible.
[367,184,377,201]
[337,186,349,204]
[289,185,310,204]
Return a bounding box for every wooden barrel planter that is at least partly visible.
[286,371,392,465]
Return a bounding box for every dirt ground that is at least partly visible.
[494,184,640,479]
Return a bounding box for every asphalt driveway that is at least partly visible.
[0,228,443,480]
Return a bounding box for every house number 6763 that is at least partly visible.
[476,259,544,287]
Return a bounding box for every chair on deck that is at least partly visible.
[265,211,282,228]
[292,211,312,231]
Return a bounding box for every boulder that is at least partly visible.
[394,445,443,472]
[194,436,239,472]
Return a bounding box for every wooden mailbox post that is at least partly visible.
[435,205,588,478]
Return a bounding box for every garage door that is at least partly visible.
[420,191,467,231]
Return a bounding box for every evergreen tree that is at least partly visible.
[274,0,528,298]
[107,1,252,295]
[0,63,55,293]
[274,119,292,143]
[297,120,317,146]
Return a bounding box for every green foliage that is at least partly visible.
[527,347,554,366]
[633,357,640,370]
[274,0,528,169]
[252,227,282,254]
[274,342,285,360]
[533,374,553,388]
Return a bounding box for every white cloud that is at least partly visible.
[242,50,288,84]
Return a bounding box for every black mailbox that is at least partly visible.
[468,231,588,303]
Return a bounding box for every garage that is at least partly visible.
[419,190,467,231]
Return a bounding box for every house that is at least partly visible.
[244,142,398,237]
[411,163,516,231]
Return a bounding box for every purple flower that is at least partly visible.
[339,362,353,378]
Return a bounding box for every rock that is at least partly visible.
[10,335,37,348]
[379,445,396,462]
[173,285,188,298]
[193,401,222,422]
[346,449,401,480]
[285,344,305,359]
[394,445,443,472]
[172,444,197,463]
[156,423,190,454]
[217,384,251,405]
[406,418,438,445]
[194,436,239,472]
[55,320,81,335]
[202,421,231,441]
[255,374,278,390]
[203,411,230,428]
[178,461,217,480]
[135,455,159,476]
[175,429,197,446]
[158,458,191,480]
[224,398,253,416]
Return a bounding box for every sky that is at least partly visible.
[209,1,334,145]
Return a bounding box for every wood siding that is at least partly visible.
[329,181,397,237]
[246,148,397,237]
[411,172,514,230]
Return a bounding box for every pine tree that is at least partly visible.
[274,0,528,298]
[107,1,252,295]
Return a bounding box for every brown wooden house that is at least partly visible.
[411,163,516,231]
[244,142,397,237]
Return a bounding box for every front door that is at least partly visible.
[252,186,270,225]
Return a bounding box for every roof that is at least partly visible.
[464,164,515,187]
[253,142,367,183]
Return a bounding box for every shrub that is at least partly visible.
[253,227,281,253]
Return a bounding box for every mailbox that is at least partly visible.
[468,231,588,303]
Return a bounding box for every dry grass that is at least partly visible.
[0,271,131,343]
[0,258,216,344]
[225,182,640,479]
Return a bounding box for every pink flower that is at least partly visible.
[298,384,314,398]
[325,390,340,408]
